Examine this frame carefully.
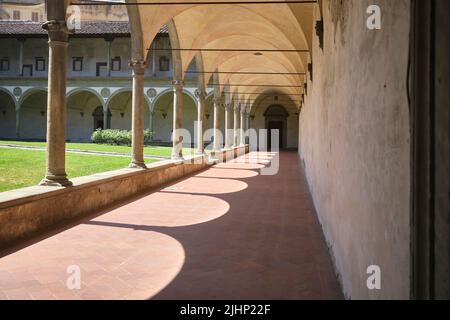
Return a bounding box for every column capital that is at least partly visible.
[43,20,68,42]
[129,59,147,75]
[213,97,221,106]
[195,89,207,100]
[172,80,184,91]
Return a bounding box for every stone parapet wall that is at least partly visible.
[0,146,248,252]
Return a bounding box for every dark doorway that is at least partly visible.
[264,104,288,150]
[92,106,111,131]
[95,119,104,130]
[268,120,283,150]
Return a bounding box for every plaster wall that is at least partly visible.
[298,0,411,299]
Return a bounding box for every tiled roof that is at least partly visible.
[0,0,44,4]
[0,20,168,37]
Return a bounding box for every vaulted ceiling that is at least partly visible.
[127,0,317,109]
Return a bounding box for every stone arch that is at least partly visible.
[107,89,150,131]
[106,88,151,111]
[194,52,207,93]
[19,88,48,140]
[152,89,197,144]
[0,88,17,139]
[67,88,104,106]
[18,87,47,107]
[166,19,183,81]
[66,89,105,142]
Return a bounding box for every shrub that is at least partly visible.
[91,129,153,146]
[144,129,153,144]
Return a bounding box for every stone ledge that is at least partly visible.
[0,146,248,251]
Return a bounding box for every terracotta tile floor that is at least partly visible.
[0,151,342,300]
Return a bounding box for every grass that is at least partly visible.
[0,140,195,158]
[0,148,158,193]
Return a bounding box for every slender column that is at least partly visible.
[240,108,246,146]
[196,90,206,154]
[245,113,250,144]
[148,109,154,134]
[151,42,157,76]
[39,20,71,186]
[224,103,232,149]
[233,101,240,147]
[172,80,184,160]
[103,105,108,129]
[129,60,147,169]
[213,97,222,152]
[15,106,20,139]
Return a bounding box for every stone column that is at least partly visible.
[213,97,222,152]
[103,105,109,129]
[240,108,246,146]
[15,105,20,139]
[172,80,184,160]
[148,109,154,135]
[245,113,250,144]
[196,90,206,155]
[233,101,240,148]
[224,103,232,149]
[39,20,71,186]
[129,60,147,169]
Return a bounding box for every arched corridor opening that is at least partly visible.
[152,90,197,146]
[0,89,16,139]
[18,89,47,140]
[67,89,105,142]
[107,90,150,132]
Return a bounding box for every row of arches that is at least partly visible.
[0,87,222,143]
[0,85,298,148]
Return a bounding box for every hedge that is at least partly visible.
[91,129,153,146]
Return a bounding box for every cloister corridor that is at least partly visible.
[0,152,342,300]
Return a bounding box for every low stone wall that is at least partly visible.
[0,146,248,251]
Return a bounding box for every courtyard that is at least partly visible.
[0,141,196,192]
[0,0,448,302]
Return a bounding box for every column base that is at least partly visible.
[39,176,73,187]
[129,162,147,169]
[209,150,221,162]
[195,150,206,156]
[171,155,185,162]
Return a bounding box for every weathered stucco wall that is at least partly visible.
[299,0,411,299]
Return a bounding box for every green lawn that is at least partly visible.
[0,148,158,193]
[0,140,194,158]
